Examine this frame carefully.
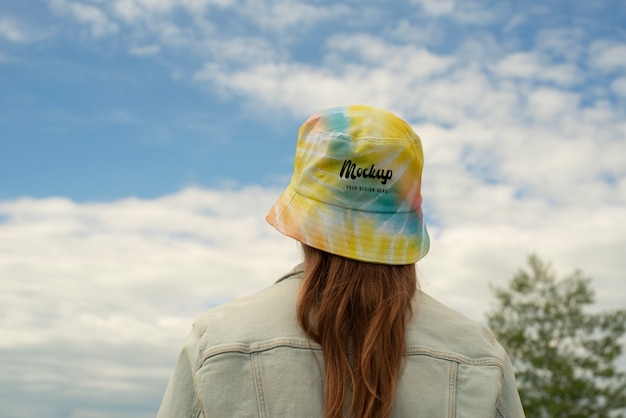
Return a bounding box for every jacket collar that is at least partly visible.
[275,263,304,283]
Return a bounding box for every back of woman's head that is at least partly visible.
[297,245,417,418]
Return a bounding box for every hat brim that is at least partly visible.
[266,184,429,265]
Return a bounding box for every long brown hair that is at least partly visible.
[297,244,418,418]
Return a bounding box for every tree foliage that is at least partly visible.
[486,254,626,417]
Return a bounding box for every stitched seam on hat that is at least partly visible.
[294,188,417,214]
[312,131,418,144]
[272,187,298,220]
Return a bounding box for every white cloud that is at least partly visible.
[589,40,626,72]
[194,34,455,119]
[409,0,494,24]
[112,0,234,23]
[525,87,580,121]
[71,2,119,37]
[237,0,352,32]
[0,17,30,42]
[80,0,351,41]
[612,77,626,97]
[0,186,300,415]
[388,19,441,45]
[113,0,146,23]
[129,44,160,56]
[492,51,582,86]
[410,0,455,16]
[325,33,453,75]
[534,27,586,61]
[207,36,284,66]
[48,0,119,37]
[421,202,626,316]
[503,13,525,32]
[112,0,227,23]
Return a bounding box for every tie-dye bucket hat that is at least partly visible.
[266,105,429,265]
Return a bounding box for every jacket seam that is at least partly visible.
[406,346,505,368]
[199,338,322,364]
[496,400,512,418]
[448,362,458,418]
[495,369,510,418]
[274,268,304,283]
[191,325,204,418]
[198,341,504,368]
[194,406,203,418]
[251,352,267,418]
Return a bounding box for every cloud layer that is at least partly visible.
[0,187,299,417]
[1,183,624,416]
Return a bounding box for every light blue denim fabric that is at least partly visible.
[158,266,524,417]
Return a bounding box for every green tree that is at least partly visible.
[486,254,626,418]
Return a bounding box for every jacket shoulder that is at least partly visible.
[191,274,309,354]
[408,292,506,362]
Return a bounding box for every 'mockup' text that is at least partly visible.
[339,160,393,185]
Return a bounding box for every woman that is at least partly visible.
[157,105,524,417]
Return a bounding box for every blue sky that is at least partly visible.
[2,0,624,201]
[0,5,296,199]
[1,0,626,417]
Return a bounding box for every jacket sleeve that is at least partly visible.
[157,324,203,418]
[496,353,525,418]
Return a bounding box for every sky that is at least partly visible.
[1,0,626,416]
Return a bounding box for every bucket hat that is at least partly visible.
[266,105,429,265]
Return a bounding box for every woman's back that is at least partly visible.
[157,266,523,417]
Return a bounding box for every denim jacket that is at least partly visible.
[158,266,524,417]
